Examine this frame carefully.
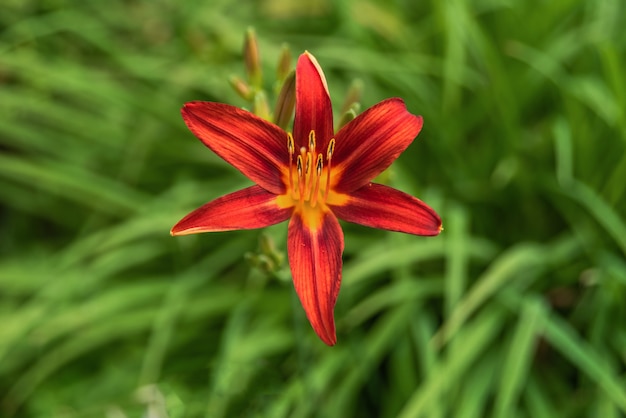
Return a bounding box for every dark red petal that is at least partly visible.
[288,209,344,345]
[331,98,423,193]
[171,185,292,235]
[182,102,288,194]
[329,183,442,236]
[293,52,334,154]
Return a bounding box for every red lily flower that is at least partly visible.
[171,52,442,345]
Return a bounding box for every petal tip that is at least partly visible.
[410,113,424,136]
[322,334,337,346]
[311,321,337,346]
[301,50,315,61]
[181,101,200,114]
[296,50,330,96]
[170,224,188,236]
[426,214,444,236]
[431,220,443,237]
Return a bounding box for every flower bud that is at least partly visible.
[244,27,262,88]
[273,71,295,130]
[253,90,271,121]
[259,233,284,272]
[337,103,360,130]
[339,79,363,116]
[229,75,253,101]
[276,44,292,82]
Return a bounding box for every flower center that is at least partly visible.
[287,130,335,208]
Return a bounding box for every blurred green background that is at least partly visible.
[1,0,625,417]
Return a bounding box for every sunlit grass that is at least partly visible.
[1,0,625,417]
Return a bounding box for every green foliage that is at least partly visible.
[1,0,625,417]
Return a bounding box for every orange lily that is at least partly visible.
[171,52,442,345]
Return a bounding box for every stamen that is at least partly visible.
[316,153,324,177]
[296,154,303,177]
[308,130,316,152]
[327,138,335,160]
[287,133,295,192]
[296,155,304,203]
[311,153,324,207]
[304,152,312,200]
[324,138,335,203]
[305,152,311,175]
[288,133,336,207]
[288,132,295,154]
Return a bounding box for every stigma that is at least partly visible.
[287,130,335,208]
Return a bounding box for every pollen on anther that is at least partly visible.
[296,154,305,202]
[316,153,323,176]
[309,130,316,152]
[287,133,295,192]
[296,155,303,177]
[324,139,335,203]
[287,133,294,154]
[310,153,324,208]
[327,138,335,160]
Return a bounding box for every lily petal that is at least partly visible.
[293,52,334,153]
[332,98,423,193]
[288,209,344,346]
[329,183,442,236]
[182,102,288,194]
[171,185,292,235]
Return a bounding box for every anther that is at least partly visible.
[296,154,304,203]
[316,153,323,176]
[287,133,295,154]
[305,153,311,175]
[287,133,295,192]
[324,139,335,203]
[296,154,303,178]
[304,153,312,200]
[311,153,324,207]
[327,138,335,160]
[309,130,316,152]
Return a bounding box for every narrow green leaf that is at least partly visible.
[543,314,626,413]
[494,298,547,418]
